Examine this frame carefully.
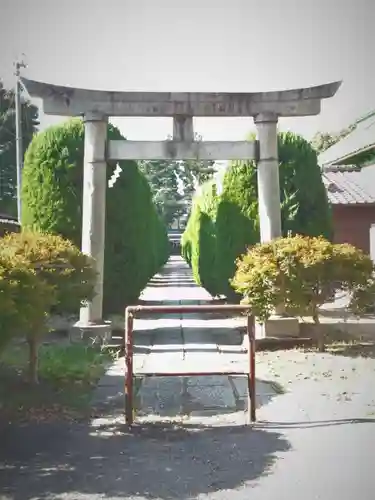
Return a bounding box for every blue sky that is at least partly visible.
[1,0,374,141]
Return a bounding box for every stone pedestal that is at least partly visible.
[255,315,300,339]
[79,112,108,330]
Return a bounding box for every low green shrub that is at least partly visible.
[37,344,113,384]
[0,252,53,353]
[0,231,96,383]
[232,235,375,351]
[0,231,96,314]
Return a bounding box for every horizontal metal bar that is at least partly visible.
[108,140,259,161]
[126,304,252,314]
[134,371,250,377]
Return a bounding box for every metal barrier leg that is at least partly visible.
[125,310,134,426]
[247,315,256,423]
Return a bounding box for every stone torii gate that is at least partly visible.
[22,78,341,338]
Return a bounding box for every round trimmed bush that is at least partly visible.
[232,235,375,350]
[22,118,169,315]
[0,231,96,315]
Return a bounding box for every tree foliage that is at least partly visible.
[139,159,184,226]
[232,235,375,351]
[0,80,39,216]
[22,118,169,315]
[0,252,52,354]
[0,231,96,314]
[0,231,96,383]
[177,134,217,201]
[139,134,216,228]
[311,124,355,154]
[181,132,332,299]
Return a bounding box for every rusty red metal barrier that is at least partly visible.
[124,304,256,426]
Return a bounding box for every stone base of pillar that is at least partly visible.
[70,321,112,345]
[255,315,300,339]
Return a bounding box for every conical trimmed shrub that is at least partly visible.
[22,118,169,314]
[182,131,332,299]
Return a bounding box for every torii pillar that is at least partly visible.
[253,112,295,337]
[79,112,108,331]
[254,112,282,242]
[21,78,341,339]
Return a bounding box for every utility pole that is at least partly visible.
[14,58,26,223]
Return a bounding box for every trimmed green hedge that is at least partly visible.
[182,132,332,300]
[22,118,169,315]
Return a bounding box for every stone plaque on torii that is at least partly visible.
[21,78,341,338]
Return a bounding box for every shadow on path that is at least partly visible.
[131,324,244,354]
[0,421,290,500]
[91,373,279,419]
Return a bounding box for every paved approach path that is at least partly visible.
[93,255,270,425]
[1,257,375,500]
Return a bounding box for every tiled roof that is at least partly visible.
[214,162,375,206]
[322,167,375,204]
[318,111,375,166]
[322,164,361,173]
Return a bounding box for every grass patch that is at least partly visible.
[0,343,115,424]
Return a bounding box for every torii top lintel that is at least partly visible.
[21,78,341,118]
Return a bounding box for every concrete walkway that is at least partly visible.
[93,256,275,425]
